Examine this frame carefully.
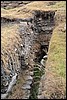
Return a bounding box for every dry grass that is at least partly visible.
[1,1,66,18]
[1,23,21,74]
[1,1,58,19]
[1,24,20,50]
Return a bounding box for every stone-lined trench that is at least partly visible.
[29,10,55,99]
[1,10,55,99]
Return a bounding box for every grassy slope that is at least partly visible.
[48,23,66,78]
[43,22,66,99]
[42,1,66,98]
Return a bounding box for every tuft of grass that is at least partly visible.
[49,1,66,9]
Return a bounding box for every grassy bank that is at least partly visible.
[42,1,66,98]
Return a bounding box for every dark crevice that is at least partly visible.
[29,10,55,99]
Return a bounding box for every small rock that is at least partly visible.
[26,76,33,80]
[27,90,30,94]
[22,84,31,90]
[27,33,30,35]
[3,81,8,86]
[7,73,17,93]
[26,80,32,85]
[31,31,33,33]
[23,97,28,99]
[26,95,30,98]
[15,48,17,51]
[40,59,45,66]
[29,46,31,48]
[29,71,34,76]
[43,55,47,59]
[26,63,28,66]
[37,94,44,99]
[1,93,8,99]
[24,89,30,94]
[64,24,66,30]
[21,51,25,55]
[34,32,38,35]
[20,21,27,25]
[20,44,23,47]
[22,32,25,34]
[39,18,42,21]
[10,74,13,77]
[25,57,28,59]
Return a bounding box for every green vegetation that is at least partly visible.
[47,23,66,78]
[29,64,44,99]
[45,22,66,98]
